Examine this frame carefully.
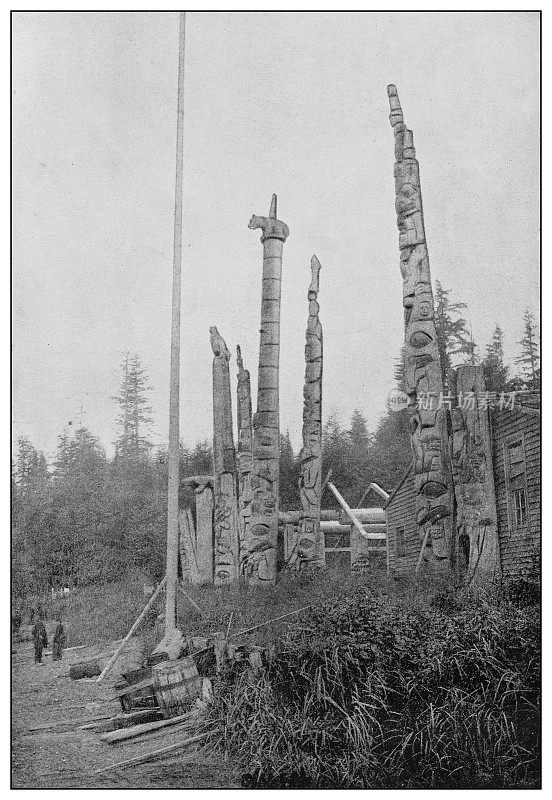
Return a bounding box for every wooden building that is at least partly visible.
[385,399,541,581]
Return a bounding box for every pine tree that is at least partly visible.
[515,309,540,391]
[279,431,300,510]
[483,325,509,393]
[347,410,376,503]
[434,281,477,383]
[393,346,406,390]
[113,353,154,464]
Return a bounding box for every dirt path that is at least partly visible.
[12,639,239,788]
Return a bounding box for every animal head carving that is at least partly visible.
[210,325,230,359]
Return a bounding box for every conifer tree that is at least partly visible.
[515,309,540,390]
[483,325,509,393]
[434,281,477,384]
[113,353,154,464]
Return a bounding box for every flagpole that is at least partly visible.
[165,11,186,633]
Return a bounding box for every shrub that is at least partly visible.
[211,585,540,789]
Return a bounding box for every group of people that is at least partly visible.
[30,612,66,664]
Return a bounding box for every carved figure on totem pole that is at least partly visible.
[210,326,240,584]
[296,255,325,570]
[450,366,501,582]
[236,345,253,579]
[247,195,289,585]
[387,84,454,569]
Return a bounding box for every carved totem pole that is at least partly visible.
[387,85,454,570]
[247,195,289,585]
[296,255,325,569]
[236,345,253,579]
[450,366,501,581]
[210,326,240,584]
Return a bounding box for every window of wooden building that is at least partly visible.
[395,526,406,558]
[505,437,530,531]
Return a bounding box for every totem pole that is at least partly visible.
[247,195,289,585]
[387,85,454,570]
[210,326,240,584]
[182,475,214,585]
[236,345,253,579]
[296,255,325,569]
[450,366,501,581]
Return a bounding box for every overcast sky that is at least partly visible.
[12,11,539,461]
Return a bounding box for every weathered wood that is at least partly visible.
[236,345,253,579]
[112,676,155,699]
[194,482,214,584]
[387,84,454,571]
[415,528,430,574]
[211,326,240,584]
[96,578,165,684]
[247,194,289,585]
[100,710,197,744]
[451,365,501,582]
[327,483,382,541]
[338,508,386,525]
[179,509,200,585]
[357,483,390,507]
[296,255,325,570]
[279,509,339,524]
[165,12,187,634]
[91,732,209,774]
[321,521,386,539]
[153,657,202,717]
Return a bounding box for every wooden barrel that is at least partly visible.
[152,657,202,718]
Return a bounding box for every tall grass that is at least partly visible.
[210,583,540,789]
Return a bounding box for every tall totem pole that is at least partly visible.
[210,326,240,584]
[297,255,325,568]
[247,195,289,585]
[236,345,253,579]
[387,85,454,570]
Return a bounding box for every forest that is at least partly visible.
[12,291,539,598]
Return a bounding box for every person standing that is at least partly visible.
[52,621,66,661]
[31,615,48,664]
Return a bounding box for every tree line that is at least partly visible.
[12,295,539,597]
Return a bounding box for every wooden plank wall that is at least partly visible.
[491,407,541,579]
[385,472,418,575]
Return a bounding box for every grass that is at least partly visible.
[16,569,540,789]
[208,577,540,789]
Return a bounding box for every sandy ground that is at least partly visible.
[11,637,239,788]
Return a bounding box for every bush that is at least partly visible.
[212,585,540,789]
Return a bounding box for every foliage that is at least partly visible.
[212,582,540,789]
[483,325,509,393]
[112,352,154,465]
[434,281,476,384]
[515,309,540,391]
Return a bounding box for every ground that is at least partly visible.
[11,636,239,789]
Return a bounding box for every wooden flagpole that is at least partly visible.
[165,11,186,633]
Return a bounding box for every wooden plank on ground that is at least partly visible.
[91,732,210,773]
[100,709,198,744]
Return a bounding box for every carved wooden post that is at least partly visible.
[387,85,454,571]
[247,195,289,585]
[236,345,253,579]
[182,475,214,585]
[297,255,325,569]
[450,366,501,582]
[210,326,240,584]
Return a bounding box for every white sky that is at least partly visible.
[12,11,540,460]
